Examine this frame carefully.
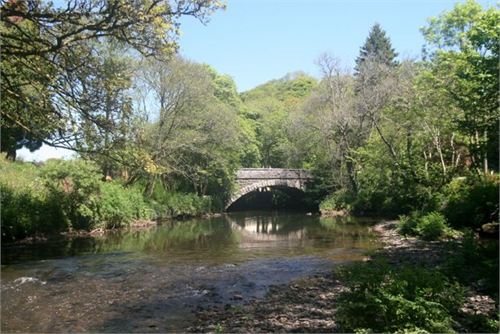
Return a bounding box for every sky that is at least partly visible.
[17,0,496,161]
[178,0,495,92]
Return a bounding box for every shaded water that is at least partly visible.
[1,212,380,332]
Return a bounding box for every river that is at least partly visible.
[1,211,380,332]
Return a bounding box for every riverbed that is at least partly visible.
[1,212,380,332]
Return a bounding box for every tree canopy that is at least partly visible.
[355,23,398,72]
[0,0,224,159]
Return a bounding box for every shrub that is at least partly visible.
[320,189,355,212]
[397,211,420,236]
[442,176,499,228]
[336,261,465,333]
[1,184,65,240]
[415,212,450,241]
[0,159,65,240]
[150,192,212,219]
[443,231,499,299]
[397,211,455,241]
[1,158,157,240]
[40,159,102,230]
[96,182,152,229]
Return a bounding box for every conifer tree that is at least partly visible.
[355,23,398,72]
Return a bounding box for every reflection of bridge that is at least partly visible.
[229,220,307,246]
[225,168,313,210]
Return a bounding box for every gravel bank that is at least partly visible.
[189,220,498,333]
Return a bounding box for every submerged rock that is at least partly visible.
[13,277,46,286]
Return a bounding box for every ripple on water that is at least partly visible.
[13,277,46,286]
[1,212,380,332]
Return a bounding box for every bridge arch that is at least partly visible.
[225,168,313,211]
[225,179,307,210]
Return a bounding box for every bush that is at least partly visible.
[1,158,156,240]
[415,212,450,241]
[150,192,212,219]
[96,182,152,229]
[397,211,420,236]
[0,159,65,240]
[442,176,499,228]
[336,261,465,333]
[319,189,355,212]
[40,159,102,230]
[397,211,454,241]
[1,184,64,240]
[443,231,499,299]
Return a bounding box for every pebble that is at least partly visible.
[188,221,498,333]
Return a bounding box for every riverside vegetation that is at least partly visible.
[0,157,213,241]
[1,0,498,332]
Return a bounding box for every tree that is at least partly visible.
[355,23,398,73]
[240,72,317,168]
[1,0,222,59]
[75,43,136,178]
[421,0,499,173]
[135,56,242,199]
[292,54,357,192]
[0,0,224,159]
[354,23,399,131]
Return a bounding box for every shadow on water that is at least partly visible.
[1,212,381,332]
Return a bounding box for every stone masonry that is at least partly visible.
[225,168,313,210]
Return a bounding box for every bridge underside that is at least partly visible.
[225,168,314,211]
[226,185,311,212]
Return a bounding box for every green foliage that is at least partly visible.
[422,0,500,172]
[0,159,65,240]
[97,182,152,229]
[76,43,136,177]
[240,72,317,168]
[137,56,242,199]
[441,176,499,228]
[299,1,499,225]
[336,260,466,333]
[319,189,355,212]
[397,212,419,236]
[415,212,449,241]
[0,158,157,240]
[39,159,154,230]
[398,211,454,241]
[443,231,499,299]
[440,232,499,333]
[144,182,212,218]
[150,192,212,219]
[41,159,102,230]
[1,0,223,160]
[355,23,398,69]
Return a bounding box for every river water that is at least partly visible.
[1,212,380,332]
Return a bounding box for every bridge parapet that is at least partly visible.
[236,168,312,180]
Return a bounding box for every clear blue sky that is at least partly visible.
[178,0,495,92]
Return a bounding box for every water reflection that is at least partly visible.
[224,212,379,259]
[2,212,380,265]
[1,212,381,332]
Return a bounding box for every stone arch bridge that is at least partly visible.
[225,168,313,210]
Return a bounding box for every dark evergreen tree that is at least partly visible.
[355,23,398,73]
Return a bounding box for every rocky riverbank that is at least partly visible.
[189,220,498,333]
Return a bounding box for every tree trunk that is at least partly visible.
[483,130,489,174]
[345,159,358,194]
[6,146,16,161]
[144,175,157,197]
